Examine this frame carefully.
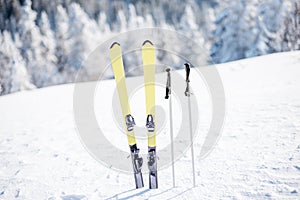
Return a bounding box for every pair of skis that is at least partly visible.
[109,40,157,189]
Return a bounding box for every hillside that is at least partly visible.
[0,51,300,199]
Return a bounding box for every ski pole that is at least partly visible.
[165,68,175,188]
[184,63,196,187]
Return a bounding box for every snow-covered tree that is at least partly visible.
[66,3,101,82]
[37,11,58,85]
[257,0,285,53]
[97,12,111,35]
[116,9,128,32]
[17,0,56,87]
[211,0,260,63]
[0,0,22,32]
[180,5,198,33]
[1,0,300,95]
[54,5,69,80]
[282,0,300,51]
[0,32,13,95]
[0,31,33,95]
[128,4,144,29]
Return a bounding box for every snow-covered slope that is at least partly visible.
[0,51,300,199]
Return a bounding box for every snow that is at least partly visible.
[0,51,300,199]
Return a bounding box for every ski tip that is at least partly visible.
[142,40,153,46]
[110,42,120,49]
[166,68,171,72]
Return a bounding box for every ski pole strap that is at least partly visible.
[165,68,171,99]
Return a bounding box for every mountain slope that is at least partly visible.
[0,51,300,199]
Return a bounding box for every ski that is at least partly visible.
[142,40,158,189]
[109,42,144,189]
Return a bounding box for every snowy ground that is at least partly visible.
[0,51,300,199]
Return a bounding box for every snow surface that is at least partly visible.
[0,51,300,199]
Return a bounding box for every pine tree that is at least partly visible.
[211,0,260,63]
[97,11,111,35]
[18,0,46,87]
[257,0,285,54]
[38,11,58,85]
[0,31,33,95]
[54,5,69,80]
[282,0,300,51]
[65,3,101,82]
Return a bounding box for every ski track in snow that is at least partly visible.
[0,51,300,199]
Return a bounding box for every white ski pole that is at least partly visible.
[165,68,175,188]
[184,63,196,187]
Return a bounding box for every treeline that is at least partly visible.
[0,0,299,95]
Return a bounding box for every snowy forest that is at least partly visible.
[0,0,299,95]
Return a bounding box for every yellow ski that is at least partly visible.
[142,40,158,189]
[109,42,144,189]
[142,40,156,147]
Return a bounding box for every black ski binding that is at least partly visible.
[146,114,155,132]
[125,114,136,131]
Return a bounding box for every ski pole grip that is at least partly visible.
[165,68,171,99]
[184,63,190,82]
[165,87,170,99]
